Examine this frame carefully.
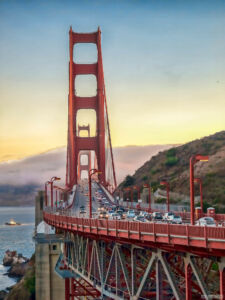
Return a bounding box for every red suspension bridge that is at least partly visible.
[43,27,225,300]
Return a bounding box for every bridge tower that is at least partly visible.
[77,124,91,181]
[66,27,117,189]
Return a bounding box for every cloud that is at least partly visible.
[0,147,66,186]
[0,144,176,187]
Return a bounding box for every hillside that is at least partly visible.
[119,131,225,212]
[0,185,39,206]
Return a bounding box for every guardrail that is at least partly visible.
[44,210,225,256]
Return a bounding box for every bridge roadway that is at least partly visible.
[70,182,107,217]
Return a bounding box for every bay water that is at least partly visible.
[0,207,34,290]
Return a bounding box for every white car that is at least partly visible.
[196,217,216,226]
[170,215,182,224]
[163,212,175,221]
[108,213,121,220]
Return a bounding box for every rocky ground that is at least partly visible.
[0,250,35,300]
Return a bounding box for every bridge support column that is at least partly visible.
[35,235,65,300]
[219,258,225,300]
[65,278,70,300]
[156,258,163,300]
[185,260,192,300]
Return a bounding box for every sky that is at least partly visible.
[0,0,225,162]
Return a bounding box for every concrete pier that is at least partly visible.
[34,191,65,300]
[35,234,65,300]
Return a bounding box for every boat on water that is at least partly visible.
[5,218,21,226]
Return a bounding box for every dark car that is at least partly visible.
[152,212,163,221]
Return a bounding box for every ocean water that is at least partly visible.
[0,207,35,290]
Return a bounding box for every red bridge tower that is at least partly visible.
[66,27,116,189]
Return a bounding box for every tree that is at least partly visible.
[123,175,135,187]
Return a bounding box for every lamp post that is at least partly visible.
[160,181,170,212]
[194,178,203,212]
[53,185,67,208]
[45,180,51,206]
[143,184,151,212]
[89,169,101,218]
[50,176,61,208]
[190,155,209,225]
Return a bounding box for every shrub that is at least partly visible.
[151,168,159,175]
[151,181,159,192]
[165,156,179,167]
[142,175,148,181]
[166,148,176,158]
[24,273,35,295]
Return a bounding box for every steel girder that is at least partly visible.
[62,232,224,300]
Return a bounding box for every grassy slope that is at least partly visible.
[119,131,225,212]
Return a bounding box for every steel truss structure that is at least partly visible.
[62,232,225,300]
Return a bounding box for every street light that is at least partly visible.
[143,184,151,212]
[160,181,170,212]
[53,185,66,208]
[45,180,51,206]
[190,155,209,225]
[50,176,61,208]
[194,178,203,212]
[89,169,101,218]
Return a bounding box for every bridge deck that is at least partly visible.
[44,211,225,257]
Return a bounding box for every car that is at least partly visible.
[108,213,121,220]
[116,209,124,216]
[139,211,149,218]
[152,212,163,221]
[196,217,216,226]
[133,216,147,222]
[99,211,108,219]
[126,210,136,219]
[170,215,182,224]
[163,212,175,221]
[118,207,126,212]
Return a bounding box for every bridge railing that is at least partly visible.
[44,209,225,254]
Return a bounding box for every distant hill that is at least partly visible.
[0,185,39,206]
[118,131,225,212]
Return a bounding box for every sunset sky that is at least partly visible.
[0,0,225,162]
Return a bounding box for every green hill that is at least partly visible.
[118,131,225,212]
